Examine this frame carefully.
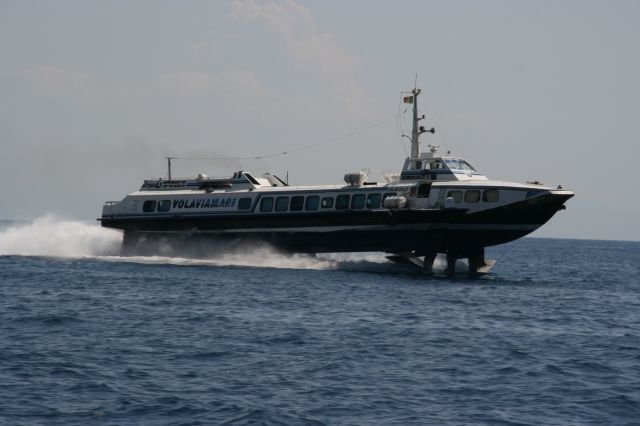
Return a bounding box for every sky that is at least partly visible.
[0,0,638,241]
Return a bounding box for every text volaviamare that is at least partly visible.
[171,198,237,209]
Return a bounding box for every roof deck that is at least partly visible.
[138,171,288,192]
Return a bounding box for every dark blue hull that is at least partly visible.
[100,193,572,256]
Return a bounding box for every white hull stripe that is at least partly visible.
[138,224,440,234]
[136,223,539,234]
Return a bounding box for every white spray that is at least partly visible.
[0,216,426,274]
[0,215,122,257]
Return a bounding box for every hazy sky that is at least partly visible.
[1,0,638,241]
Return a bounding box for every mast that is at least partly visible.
[410,88,421,158]
[409,87,435,159]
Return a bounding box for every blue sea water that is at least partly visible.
[1,218,639,425]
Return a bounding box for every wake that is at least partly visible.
[0,216,415,273]
[0,216,122,257]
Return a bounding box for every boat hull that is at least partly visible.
[101,192,571,257]
[443,191,573,255]
[102,208,464,256]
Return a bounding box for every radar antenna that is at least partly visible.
[166,157,173,180]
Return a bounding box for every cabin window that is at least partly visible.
[417,183,431,197]
[260,197,274,212]
[366,193,381,209]
[143,200,157,212]
[275,196,289,212]
[321,197,334,208]
[157,200,171,212]
[464,190,481,203]
[351,194,366,209]
[238,198,252,210]
[305,196,319,211]
[336,194,350,210]
[483,189,499,203]
[447,190,463,203]
[290,196,304,211]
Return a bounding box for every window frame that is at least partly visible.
[305,195,319,211]
[275,196,289,212]
[464,190,481,203]
[351,193,366,209]
[321,197,334,209]
[260,197,274,212]
[157,200,171,212]
[336,194,350,210]
[447,190,463,203]
[483,189,499,203]
[290,195,304,211]
[143,200,157,212]
[366,193,381,209]
[238,197,252,210]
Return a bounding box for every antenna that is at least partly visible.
[166,157,173,180]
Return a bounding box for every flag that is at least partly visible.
[403,95,414,104]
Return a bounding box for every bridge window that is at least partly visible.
[260,197,274,212]
[445,159,460,169]
[290,196,304,211]
[464,190,481,203]
[305,196,319,211]
[366,193,381,209]
[483,189,499,202]
[275,196,289,212]
[447,190,463,203]
[157,200,171,212]
[143,200,157,212]
[238,198,252,210]
[336,194,350,210]
[460,161,476,172]
[321,197,334,208]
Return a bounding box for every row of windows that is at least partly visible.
[447,189,499,204]
[142,190,499,213]
[141,193,397,213]
[142,200,171,212]
[256,193,396,213]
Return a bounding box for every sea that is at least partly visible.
[0,216,639,426]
